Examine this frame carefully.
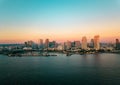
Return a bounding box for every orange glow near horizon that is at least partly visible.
[0,33,120,44]
[0,21,120,44]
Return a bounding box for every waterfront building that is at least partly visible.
[94,35,100,50]
[89,39,94,48]
[116,39,120,50]
[45,39,49,48]
[24,41,38,49]
[63,42,67,50]
[38,39,44,49]
[49,41,57,48]
[81,36,87,50]
[65,41,72,50]
[39,39,43,45]
[71,42,75,47]
[28,41,34,46]
[23,47,32,50]
[25,41,34,47]
[74,41,81,48]
[57,44,64,51]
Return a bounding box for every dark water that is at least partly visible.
[0,53,120,85]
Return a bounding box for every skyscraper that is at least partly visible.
[74,41,81,48]
[94,35,100,50]
[24,40,34,47]
[49,41,57,48]
[45,39,49,48]
[81,36,87,50]
[65,41,72,50]
[116,39,120,50]
[39,39,43,45]
[38,39,43,49]
[89,39,94,48]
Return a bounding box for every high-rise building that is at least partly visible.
[38,39,43,49]
[94,35,100,50]
[57,43,64,51]
[45,39,49,48]
[24,40,37,49]
[89,39,94,48]
[63,42,67,50]
[116,39,120,49]
[49,41,57,48]
[28,41,34,47]
[39,39,43,45]
[74,41,80,48]
[65,41,72,50]
[81,36,87,50]
[24,40,34,47]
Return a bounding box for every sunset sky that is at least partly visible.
[0,0,120,43]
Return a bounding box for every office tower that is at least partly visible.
[57,43,64,51]
[81,36,87,50]
[45,39,49,48]
[52,41,56,48]
[89,39,94,48]
[65,41,72,50]
[94,35,100,50]
[24,42,28,47]
[39,39,43,45]
[49,41,56,48]
[74,41,80,48]
[28,41,33,47]
[71,42,75,47]
[116,39,120,49]
[24,40,37,49]
[38,39,43,49]
[24,40,34,47]
[63,42,67,50]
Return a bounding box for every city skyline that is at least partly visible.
[0,0,120,43]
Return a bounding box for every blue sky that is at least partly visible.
[0,0,120,43]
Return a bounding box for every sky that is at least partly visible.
[0,0,120,43]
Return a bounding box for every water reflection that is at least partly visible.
[0,53,120,85]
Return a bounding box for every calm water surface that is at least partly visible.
[0,53,120,85]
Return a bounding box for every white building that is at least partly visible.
[65,41,72,50]
[81,36,87,50]
[23,47,32,50]
[94,35,100,50]
[57,44,64,51]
